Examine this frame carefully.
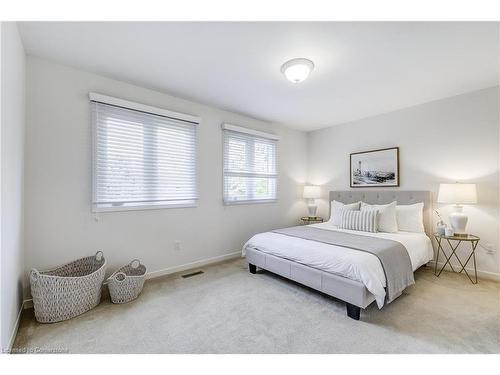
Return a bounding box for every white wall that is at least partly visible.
[308,87,500,277]
[24,56,308,298]
[1,22,25,351]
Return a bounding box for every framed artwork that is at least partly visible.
[350,147,399,188]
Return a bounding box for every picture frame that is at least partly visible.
[350,147,399,188]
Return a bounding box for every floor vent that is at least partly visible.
[181,270,204,278]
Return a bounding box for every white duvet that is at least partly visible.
[242,222,434,308]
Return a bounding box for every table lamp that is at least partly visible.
[303,185,321,217]
[437,183,477,236]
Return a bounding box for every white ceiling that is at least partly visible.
[18,22,499,131]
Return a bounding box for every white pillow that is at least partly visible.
[360,201,398,233]
[396,202,425,233]
[328,200,361,226]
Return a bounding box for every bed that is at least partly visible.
[243,190,434,320]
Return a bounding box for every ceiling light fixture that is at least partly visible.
[280,58,314,83]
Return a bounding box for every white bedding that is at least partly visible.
[242,222,433,308]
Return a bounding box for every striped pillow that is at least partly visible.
[339,209,378,232]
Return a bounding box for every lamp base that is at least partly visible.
[307,204,318,217]
[449,205,468,235]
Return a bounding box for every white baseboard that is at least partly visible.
[6,300,27,353]
[145,251,242,280]
[23,299,33,309]
[428,261,500,282]
[22,251,243,310]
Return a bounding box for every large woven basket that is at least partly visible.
[30,251,106,323]
[107,259,147,304]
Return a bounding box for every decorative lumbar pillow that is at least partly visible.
[328,200,361,226]
[339,209,378,232]
[360,201,398,233]
[396,202,425,233]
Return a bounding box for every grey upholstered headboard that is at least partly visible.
[329,190,433,237]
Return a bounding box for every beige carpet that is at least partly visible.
[13,258,500,353]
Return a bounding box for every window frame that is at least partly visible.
[90,93,200,213]
[222,123,279,205]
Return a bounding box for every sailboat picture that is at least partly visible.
[350,147,399,187]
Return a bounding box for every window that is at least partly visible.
[222,124,278,204]
[91,93,198,211]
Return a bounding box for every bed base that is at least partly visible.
[246,248,376,321]
[248,261,364,320]
[248,263,361,320]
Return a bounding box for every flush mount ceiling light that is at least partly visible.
[280,58,315,83]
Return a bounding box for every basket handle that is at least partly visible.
[114,272,127,282]
[95,251,104,261]
[30,269,40,283]
[129,259,141,269]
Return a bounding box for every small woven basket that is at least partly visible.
[107,259,147,304]
[30,251,106,323]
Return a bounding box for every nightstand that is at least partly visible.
[433,233,480,284]
[300,216,324,225]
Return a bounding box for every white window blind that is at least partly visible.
[91,94,198,211]
[222,124,278,204]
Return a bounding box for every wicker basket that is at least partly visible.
[108,259,147,304]
[30,251,106,323]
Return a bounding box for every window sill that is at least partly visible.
[93,201,198,213]
[223,199,277,206]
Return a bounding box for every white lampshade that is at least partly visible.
[303,185,321,199]
[437,183,477,204]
